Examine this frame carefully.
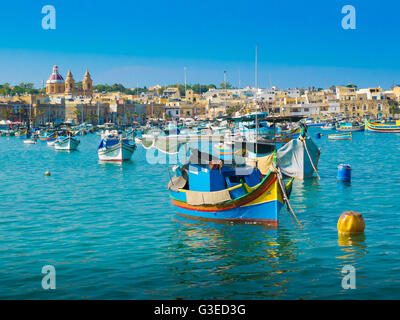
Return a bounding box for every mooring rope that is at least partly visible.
[277,167,303,228]
[301,136,320,180]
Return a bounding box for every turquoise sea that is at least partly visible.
[1,128,400,299]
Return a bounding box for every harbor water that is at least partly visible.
[1,128,400,299]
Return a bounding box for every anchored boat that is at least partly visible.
[98,136,136,161]
[168,149,293,227]
[276,136,321,179]
[365,119,400,133]
[54,136,80,150]
[15,129,29,139]
[39,131,58,142]
[337,122,364,132]
[328,132,352,140]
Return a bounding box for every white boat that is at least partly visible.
[276,136,321,179]
[23,138,37,144]
[54,136,80,150]
[98,137,136,162]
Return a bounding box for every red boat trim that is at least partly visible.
[176,212,278,227]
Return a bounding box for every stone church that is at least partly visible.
[46,65,93,97]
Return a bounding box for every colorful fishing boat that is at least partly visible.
[168,149,293,227]
[214,143,235,156]
[275,126,302,140]
[336,122,364,132]
[364,119,400,133]
[97,137,136,161]
[39,131,58,142]
[54,136,80,150]
[15,129,29,139]
[328,132,352,140]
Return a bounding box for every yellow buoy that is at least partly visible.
[337,211,365,234]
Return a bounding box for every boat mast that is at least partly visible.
[224,71,227,109]
[255,45,258,154]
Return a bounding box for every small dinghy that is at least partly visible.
[23,138,37,144]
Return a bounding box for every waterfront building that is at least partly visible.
[357,87,384,100]
[340,99,389,118]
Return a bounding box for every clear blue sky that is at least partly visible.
[1,0,400,89]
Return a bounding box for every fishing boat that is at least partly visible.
[168,149,293,226]
[336,122,364,132]
[364,119,400,133]
[54,136,80,150]
[214,143,235,156]
[15,129,29,139]
[39,131,58,142]
[276,136,321,179]
[97,136,136,161]
[275,126,302,140]
[328,132,352,140]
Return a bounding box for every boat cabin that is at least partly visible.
[182,149,262,199]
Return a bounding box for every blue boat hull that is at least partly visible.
[172,198,283,226]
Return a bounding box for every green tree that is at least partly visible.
[389,100,400,117]
[219,82,232,89]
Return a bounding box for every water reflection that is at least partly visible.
[292,178,320,198]
[337,181,351,189]
[164,216,300,298]
[97,160,134,166]
[337,233,367,260]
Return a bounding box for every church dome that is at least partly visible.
[47,65,64,84]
